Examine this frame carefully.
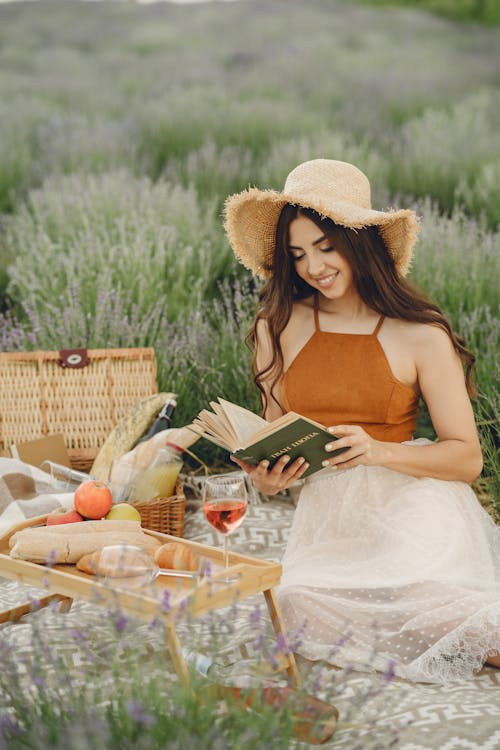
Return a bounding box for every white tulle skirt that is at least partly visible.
[276,443,500,684]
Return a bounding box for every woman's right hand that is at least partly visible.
[230,454,309,496]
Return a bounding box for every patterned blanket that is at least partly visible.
[0,460,499,749]
[0,458,76,535]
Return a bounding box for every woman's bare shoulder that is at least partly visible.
[385,318,455,358]
[282,297,315,335]
[386,317,450,340]
[255,298,315,346]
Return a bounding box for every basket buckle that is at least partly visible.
[59,348,89,369]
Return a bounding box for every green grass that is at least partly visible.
[357,0,500,24]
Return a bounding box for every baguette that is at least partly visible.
[9,525,160,564]
[9,520,143,548]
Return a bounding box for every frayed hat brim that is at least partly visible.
[224,185,419,278]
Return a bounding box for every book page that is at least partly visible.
[218,398,268,445]
[193,409,237,450]
[187,424,233,451]
[210,401,239,446]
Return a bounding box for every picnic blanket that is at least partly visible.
[0,458,76,534]
[1,459,499,748]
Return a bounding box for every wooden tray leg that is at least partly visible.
[166,619,190,687]
[263,588,301,687]
[0,594,73,624]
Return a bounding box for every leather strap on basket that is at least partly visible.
[59,348,89,369]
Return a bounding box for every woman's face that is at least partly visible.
[287,214,354,300]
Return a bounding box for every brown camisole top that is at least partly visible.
[280,298,419,442]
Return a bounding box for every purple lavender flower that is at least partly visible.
[70,627,88,644]
[249,604,261,626]
[126,700,156,728]
[276,632,288,654]
[253,632,265,653]
[161,590,171,614]
[205,560,213,577]
[0,713,21,737]
[384,658,397,683]
[45,548,57,567]
[114,611,128,634]
[311,664,326,694]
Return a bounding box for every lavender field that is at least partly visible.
[0,0,498,506]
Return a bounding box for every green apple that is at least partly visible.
[105,503,142,522]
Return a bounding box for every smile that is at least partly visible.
[314,272,338,287]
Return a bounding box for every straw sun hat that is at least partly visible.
[224,159,419,278]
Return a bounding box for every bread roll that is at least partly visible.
[76,551,101,575]
[154,542,198,571]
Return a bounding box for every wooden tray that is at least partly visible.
[0,517,299,686]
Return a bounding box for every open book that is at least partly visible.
[191,398,348,479]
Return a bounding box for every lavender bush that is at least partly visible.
[3,171,229,322]
[0,587,405,750]
[0,0,499,216]
[385,90,500,222]
[411,199,500,314]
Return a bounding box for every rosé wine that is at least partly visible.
[203,499,247,534]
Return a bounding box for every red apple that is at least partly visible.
[74,480,113,520]
[46,508,84,526]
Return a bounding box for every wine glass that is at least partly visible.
[96,545,207,589]
[40,461,91,491]
[202,473,248,580]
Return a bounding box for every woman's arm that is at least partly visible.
[324,325,483,483]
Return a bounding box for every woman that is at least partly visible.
[225,159,500,683]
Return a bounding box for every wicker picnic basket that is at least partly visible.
[0,348,158,472]
[131,479,186,537]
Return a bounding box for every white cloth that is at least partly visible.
[0,458,75,536]
[276,441,500,684]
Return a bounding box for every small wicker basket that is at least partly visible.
[131,479,185,537]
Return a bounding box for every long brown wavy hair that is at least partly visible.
[246,205,477,414]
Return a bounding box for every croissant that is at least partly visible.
[154,542,199,571]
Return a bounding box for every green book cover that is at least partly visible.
[233,417,348,478]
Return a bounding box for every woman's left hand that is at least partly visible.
[323,425,389,470]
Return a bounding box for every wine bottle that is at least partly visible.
[133,397,177,447]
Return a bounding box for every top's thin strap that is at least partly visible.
[372,316,385,336]
[313,294,321,331]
